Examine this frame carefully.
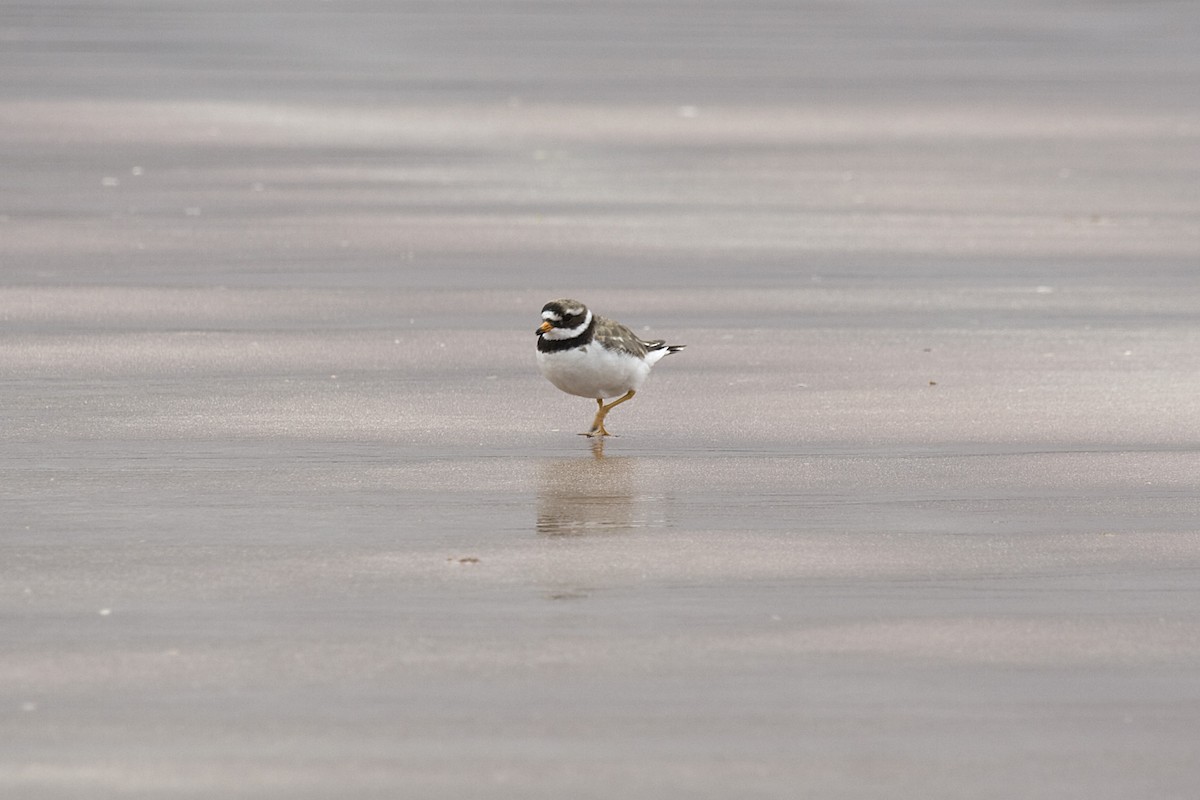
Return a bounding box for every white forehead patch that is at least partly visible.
[542,310,562,321]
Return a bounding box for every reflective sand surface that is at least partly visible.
[3,2,1200,797]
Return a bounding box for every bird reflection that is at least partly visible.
[536,439,666,535]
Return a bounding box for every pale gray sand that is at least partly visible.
[3,1,1200,798]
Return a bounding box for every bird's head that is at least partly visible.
[537,299,591,338]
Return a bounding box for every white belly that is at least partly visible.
[537,344,650,399]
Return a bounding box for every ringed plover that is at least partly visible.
[536,298,684,437]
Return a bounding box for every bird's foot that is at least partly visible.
[578,427,613,438]
[579,419,614,437]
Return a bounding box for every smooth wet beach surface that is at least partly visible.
[4,2,1200,797]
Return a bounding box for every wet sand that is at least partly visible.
[3,2,1200,798]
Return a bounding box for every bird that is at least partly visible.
[536,298,684,437]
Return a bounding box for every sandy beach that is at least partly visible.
[3,2,1199,797]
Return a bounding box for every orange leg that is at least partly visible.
[581,390,636,437]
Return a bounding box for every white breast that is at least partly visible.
[537,344,651,400]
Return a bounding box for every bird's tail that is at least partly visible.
[645,342,685,366]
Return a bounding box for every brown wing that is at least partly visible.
[593,316,656,358]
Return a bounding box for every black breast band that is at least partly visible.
[537,317,596,353]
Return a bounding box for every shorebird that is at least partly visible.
[535,298,684,437]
